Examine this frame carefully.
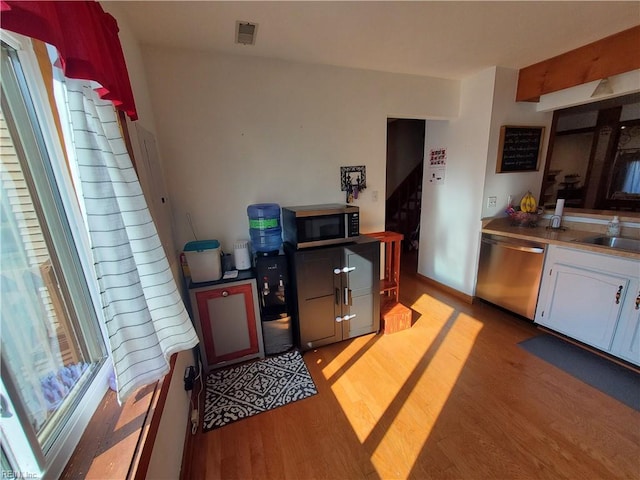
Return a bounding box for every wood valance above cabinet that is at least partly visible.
[517,26,640,102]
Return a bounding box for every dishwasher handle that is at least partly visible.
[481,237,545,254]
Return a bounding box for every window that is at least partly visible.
[542,93,640,212]
[1,36,109,478]
[607,124,640,201]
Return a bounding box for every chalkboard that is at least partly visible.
[496,126,545,173]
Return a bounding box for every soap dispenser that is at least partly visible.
[607,215,620,237]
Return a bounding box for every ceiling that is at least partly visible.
[107,1,640,81]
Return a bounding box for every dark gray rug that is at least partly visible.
[203,350,317,431]
[519,334,640,411]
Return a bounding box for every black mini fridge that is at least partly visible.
[255,253,293,355]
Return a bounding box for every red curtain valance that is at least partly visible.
[1,0,138,121]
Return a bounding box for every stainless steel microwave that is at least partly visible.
[282,204,360,249]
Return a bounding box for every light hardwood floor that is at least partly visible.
[184,252,640,479]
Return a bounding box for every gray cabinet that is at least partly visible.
[287,239,380,351]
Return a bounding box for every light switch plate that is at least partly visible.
[487,196,497,208]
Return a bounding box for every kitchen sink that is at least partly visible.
[575,235,640,253]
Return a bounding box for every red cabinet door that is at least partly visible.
[195,282,259,366]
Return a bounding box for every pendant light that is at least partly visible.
[591,78,614,97]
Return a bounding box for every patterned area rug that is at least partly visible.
[203,350,317,431]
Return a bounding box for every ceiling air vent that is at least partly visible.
[236,21,258,46]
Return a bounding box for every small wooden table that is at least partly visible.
[365,231,403,303]
[364,231,412,334]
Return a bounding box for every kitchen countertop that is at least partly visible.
[482,217,640,260]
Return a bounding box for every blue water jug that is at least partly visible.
[247,203,282,254]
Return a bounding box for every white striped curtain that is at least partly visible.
[61,78,198,402]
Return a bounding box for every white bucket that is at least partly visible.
[184,240,222,283]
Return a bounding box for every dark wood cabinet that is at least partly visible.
[286,238,380,351]
[294,247,343,348]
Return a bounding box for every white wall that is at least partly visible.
[417,67,551,296]
[109,6,181,268]
[419,68,496,296]
[102,5,195,479]
[481,67,552,217]
[144,352,195,480]
[139,46,460,252]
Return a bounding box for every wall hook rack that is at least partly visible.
[340,165,366,203]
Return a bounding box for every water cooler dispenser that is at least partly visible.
[255,254,293,355]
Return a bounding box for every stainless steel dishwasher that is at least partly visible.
[476,233,547,320]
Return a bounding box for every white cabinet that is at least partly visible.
[611,284,640,364]
[536,263,627,351]
[535,245,640,365]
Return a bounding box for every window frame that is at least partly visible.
[1,30,113,479]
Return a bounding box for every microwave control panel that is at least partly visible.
[347,212,359,237]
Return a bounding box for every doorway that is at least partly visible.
[386,118,425,274]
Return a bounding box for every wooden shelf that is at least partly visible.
[380,279,398,293]
[365,231,403,305]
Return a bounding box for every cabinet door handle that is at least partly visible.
[335,287,340,306]
[343,314,356,321]
[344,287,349,305]
[615,285,623,304]
[335,316,343,323]
[635,291,639,310]
[222,290,229,297]
[334,266,356,274]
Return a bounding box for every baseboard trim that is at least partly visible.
[414,273,474,304]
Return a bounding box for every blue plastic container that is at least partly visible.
[247,203,282,254]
